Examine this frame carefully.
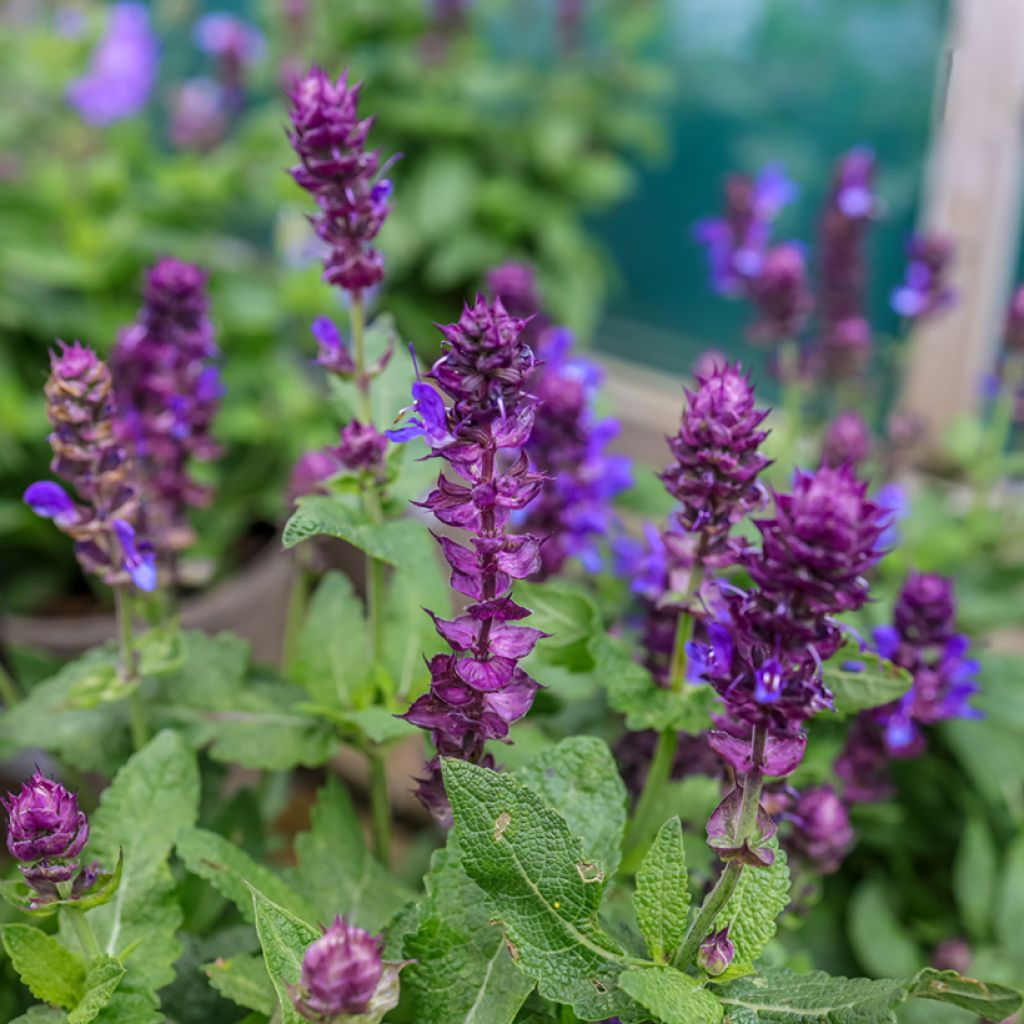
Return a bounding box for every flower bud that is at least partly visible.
[698,927,735,976]
[292,916,383,1019]
[2,772,89,898]
[330,420,388,473]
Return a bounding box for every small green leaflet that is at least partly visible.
[516,737,628,878]
[249,883,320,1024]
[202,955,276,1016]
[634,817,690,964]
[822,643,912,716]
[282,494,426,566]
[1,924,85,1009]
[711,842,790,968]
[619,965,723,1024]
[67,957,126,1024]
[442,758,641,1022]
[716,967,1022,1023]
[402,844,535,1024]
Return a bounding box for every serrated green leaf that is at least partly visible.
[823,645,913,717]
[249,883,320,1024]
[90,986,162,1024]
[65,658,127,708]
[176,827,316,925]
[153,631,250,709]
[402,844,535,1024]
[85,731,200,991]
[635,817,690,964]
[1,923,85,1008]
[953,816,996,942]
[290,572,370,708]
[67,956,125,1024]
[619,965,723,1024]
[717,967,1022,1023]
[202,954,275,1016]
[288,777,412,932]
[515,581,599,653]
[712,842,789,968]
[516,737,628,878]
[9,1009,67,1024]
[847,879,920,980]
[442,758,640,1022]
[135,625,186,679]
[593,633,716,734]
[283,495,426,566]
[996,835,1024,974]
[333,707,417,744]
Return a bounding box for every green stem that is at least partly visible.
[368,748,391,867]
[281,549,313,675]
[623,564,705,866]
[673,726,767,969]
[350,291,373,425]
[987,355,1023,471]
[114,587,147,751]
[0,661,21,707]
[63,905,101,964]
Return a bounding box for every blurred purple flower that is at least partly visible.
[195,13,266,66]
[890,234,957,323]
[170,78,228,152]
[67,3,157,126]
[821,410,871,469]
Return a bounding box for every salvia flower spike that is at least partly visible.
[2,772,91,904]
[24,342,156,592]
[390,296,545,821]
[112,257,221,560]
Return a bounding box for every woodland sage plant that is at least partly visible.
[0,64,1021,1024]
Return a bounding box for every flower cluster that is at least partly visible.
[748,242,813,344]
[24,342,156,592]
[693,464,888,753]
[391,297,545,821]
[821,409,871,469]
[2,772,94,905]
[782,784,854,876]
[694,165,797,296]
[890,234,957,323]
[836,573,980,800]
[290,916,405,1022]
[67,2,157,126]
[818,147,878,377]
[111,258,222,559]
[288,67,393,294]
[486,262,632,575]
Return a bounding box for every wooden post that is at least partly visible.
[899,0,1024,448]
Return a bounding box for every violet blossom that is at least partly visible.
[288,67,394,295]
[2,772,93,905]
[821,410,871,469]
[890,234,957,323]
[111,258,221,560]
[24,342,156,592]
[390,297,546,821]
[698,927,735,976]
[818,147,878,378]
[67,3,158,126]
[749,242,813,344]
[694,165,797,296]
[783,784,854,875]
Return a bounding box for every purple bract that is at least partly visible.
[821,410,871,469]
[292,916,383,1019]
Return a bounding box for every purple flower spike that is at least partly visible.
[1004,284,1024,354]
[749,242,813,344]
[24,481,79,526]
[785,785,854,875]
[292,916,383,1019]
[821,410,871,469]
[111,258,220,561]
[33,341,154,592]
[397,298,544,821]
[288,67,393,294]
[195,13,266,66]
[113,519,158,592]
[890,234,957,323]
[698,928,735,977]
[67,3,158,126]
[3,772,90,903]
[311,317,358,376]
[331,421,388,473]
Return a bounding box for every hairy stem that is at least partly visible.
[114,587,147,751]
[673,725,768,968]
[350,291,373,424]
[623,562,705,867]
[63,905,101,964]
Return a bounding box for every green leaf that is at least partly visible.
[712,843,790,968]
[85,731,200,991]
[135,625,186,679]
[593,633,716,734]
[1,923,85,1009]
[516,580,599,667]
[249,883,320,1024]
[996,834,1024,974]
[290,571,370,708]
[283,495,426,566]
[65,657,128,708]
[634,817,690,964]
[619,965,723,1024]
[716,967,1022,1023]
[402,844,535,1024]
[288,777,413,933]
[953,816,996,942]
[332,707,417,744]
[516,737,628,878]
[67,957,126,1024]
[176,827,316,925]
[823,645,913,717]
[847,879,920,980]
[442,758,638,1022]
[201,955,275,1016]
[9,1010,67,1024]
